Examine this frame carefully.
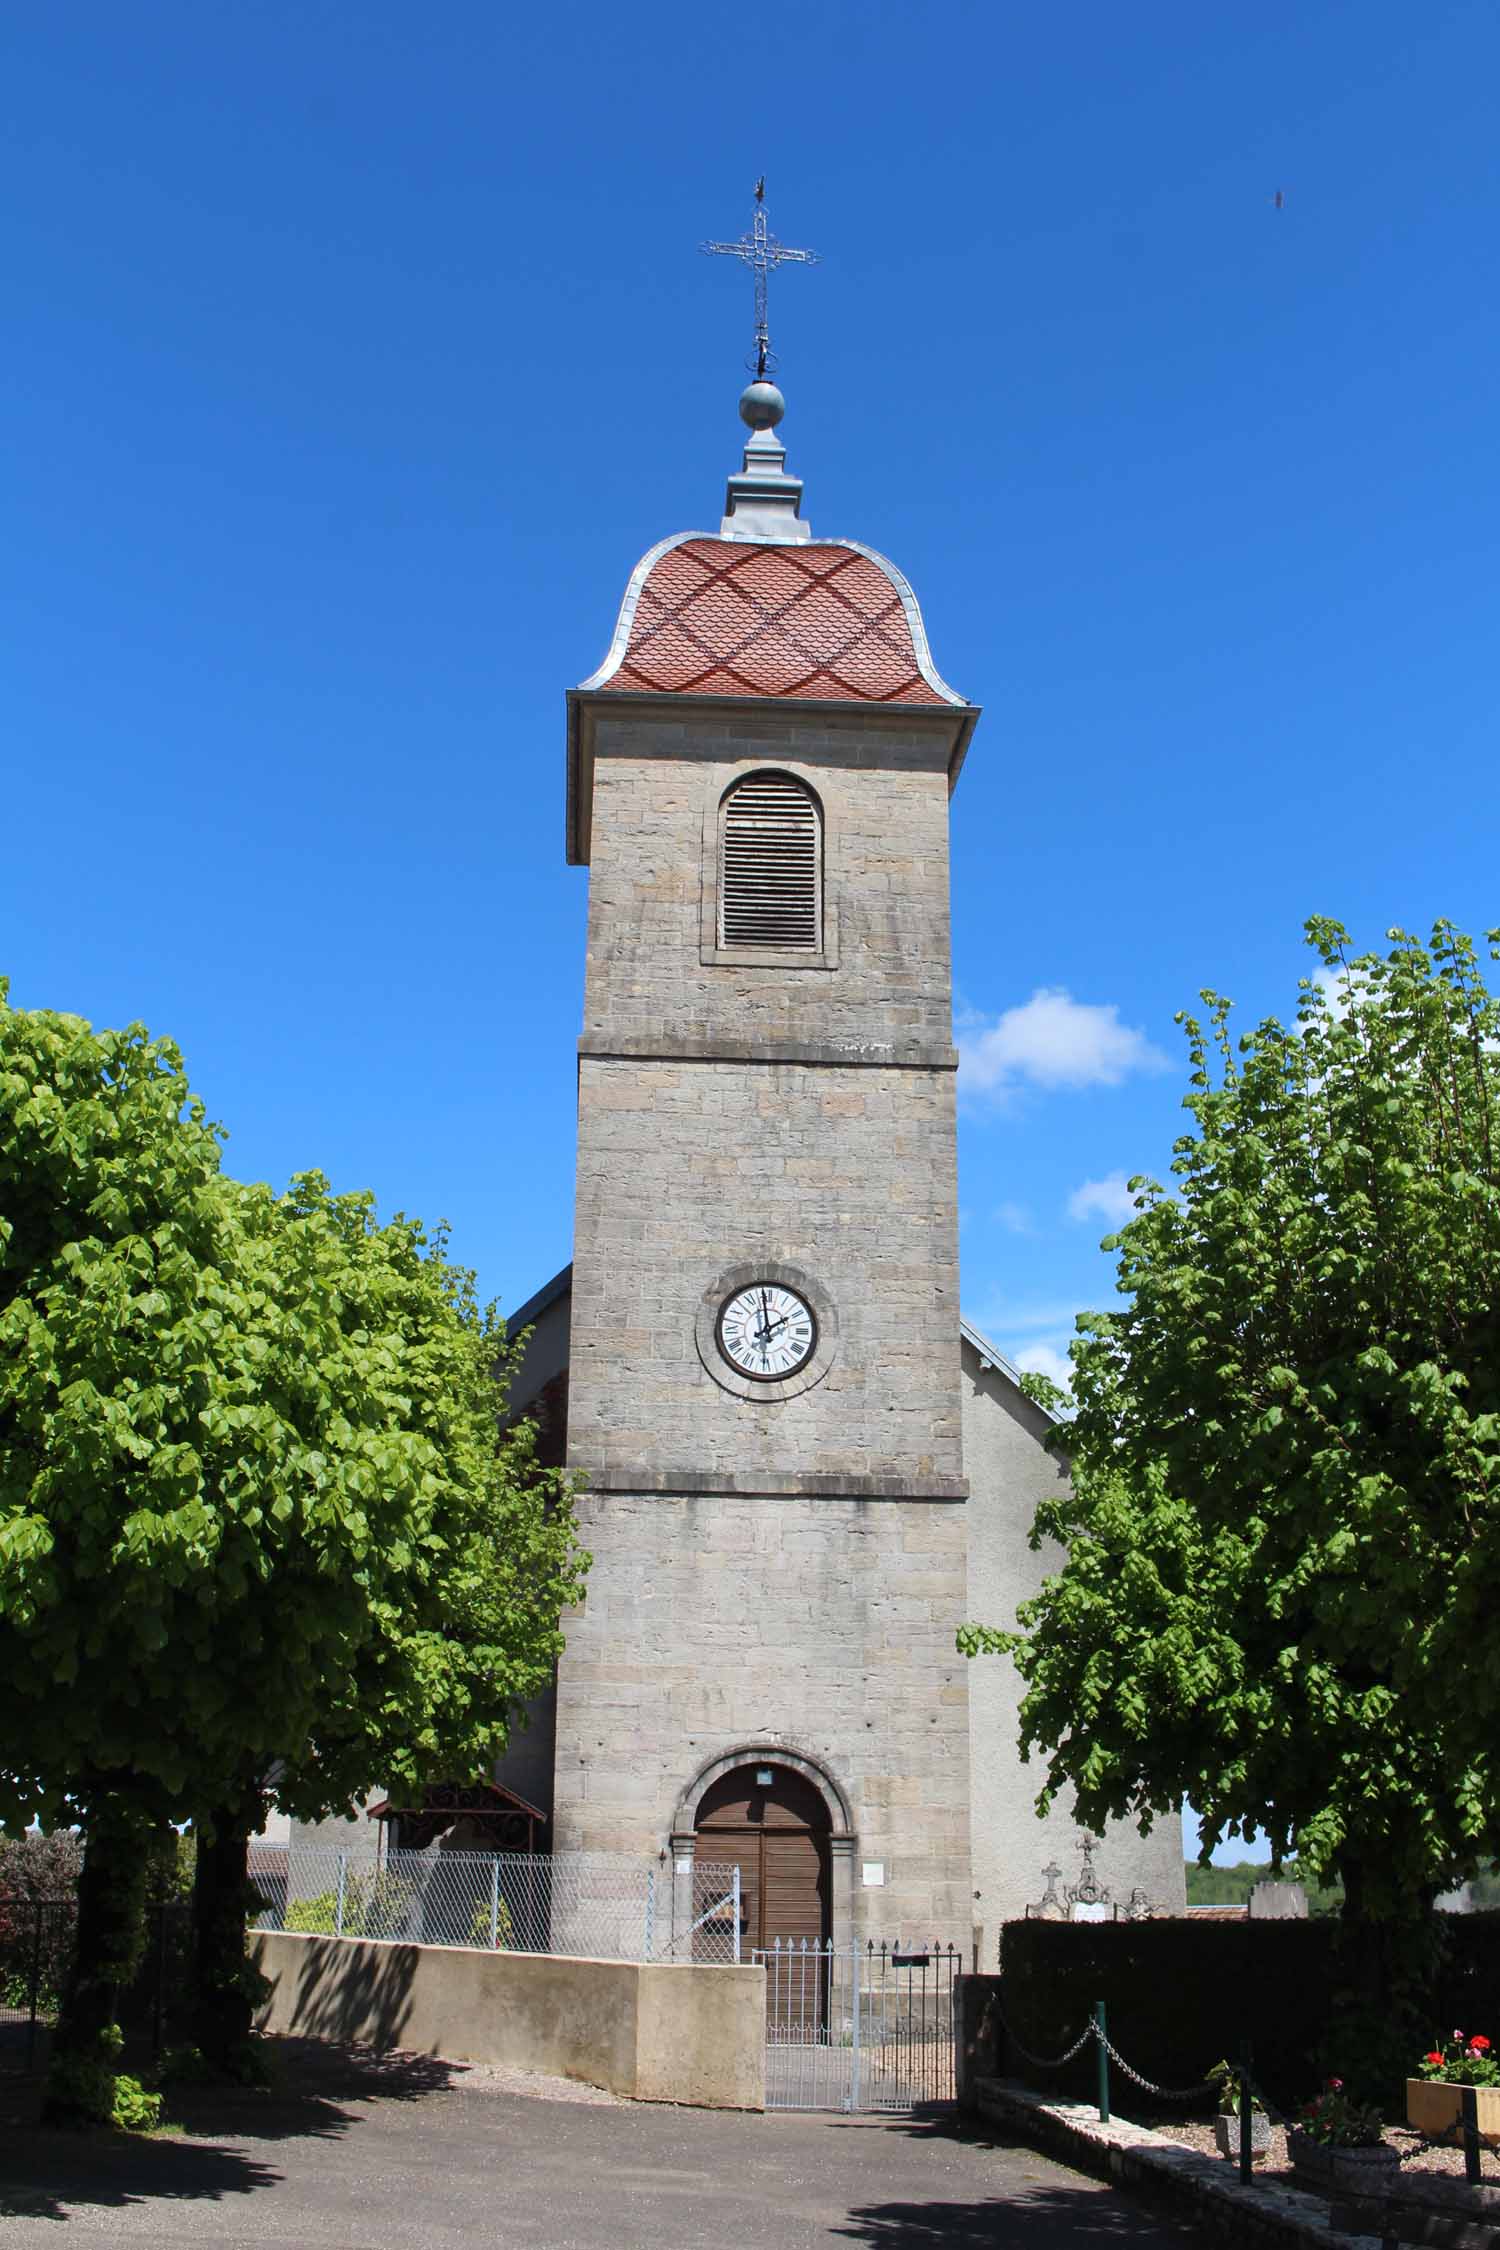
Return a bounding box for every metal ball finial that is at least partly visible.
[739,380,785,431]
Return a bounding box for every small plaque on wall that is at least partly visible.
[674,1858,692,1875]
[862,1862,886,1887]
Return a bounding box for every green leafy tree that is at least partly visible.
[188,1175,589,2077]
[0,986,585,2113]
[961,921,1500,2095]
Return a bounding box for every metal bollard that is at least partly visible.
[1095,2001,1110,2123]
[1461,2086,1481,2187]
[1238,2039,1254,2184]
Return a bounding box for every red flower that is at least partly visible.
[1327,2077,1344,2091]
[1470,2037,1491,2054]
[1425,2051,1445,2066]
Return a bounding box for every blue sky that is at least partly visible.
[6,5,1497,1859]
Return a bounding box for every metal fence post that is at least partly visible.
[732,1865,741,1964]
[1094,2000,1110,2123]
[644,1865,656,1962]
[1461,2086,1482,2186]
[27,1898,42,2072]
[334,1852,348,1939]
[489,1859,501,1950]
[1238,2039,1254,2184]
[850,1939,862,2113]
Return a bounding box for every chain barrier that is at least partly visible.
[1096,2026,1217,2104]
[996,1998,1498,2168]
[993,1995,1214,2100]
[990,1996,1097,2073]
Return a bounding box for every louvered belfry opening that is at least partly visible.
[719,771,822,950]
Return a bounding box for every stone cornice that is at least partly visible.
[578,1036,959,1072]
[574,1466,969,1501]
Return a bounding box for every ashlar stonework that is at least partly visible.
[299,429,1186,1954]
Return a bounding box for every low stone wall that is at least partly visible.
[973,2077,1379,2250]
[251,1931,765,2110]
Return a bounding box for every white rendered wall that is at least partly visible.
[961,1341,1185,1963]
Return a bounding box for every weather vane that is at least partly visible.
[701,178,819,381]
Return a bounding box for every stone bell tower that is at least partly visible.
[552,356,982,1948]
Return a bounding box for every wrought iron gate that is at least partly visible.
[754,1939,959,2112]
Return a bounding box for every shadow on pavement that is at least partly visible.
[0,2036,471,2224]
[832,2181,1201,2246]
[0,2138,283,2226]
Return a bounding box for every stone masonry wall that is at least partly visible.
[569,1055,962,1490]
[581,708,957,1056]
[556,700,975,1938]
[550,1489,974,1948]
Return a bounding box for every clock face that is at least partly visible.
[716,1283,817,1382]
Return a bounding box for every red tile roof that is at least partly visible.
[591,536,959,707]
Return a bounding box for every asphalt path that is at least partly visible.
[0,2041,1211,2249]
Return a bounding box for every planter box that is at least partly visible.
[1287,2127,1400,2198]
[1406,2078,1500,2149]
[1215,2109,1271,2160]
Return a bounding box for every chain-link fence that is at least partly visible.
[248,1845,743,1965]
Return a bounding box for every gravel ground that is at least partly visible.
[398,2054,625,2104]
[1149,2113,1500,2186]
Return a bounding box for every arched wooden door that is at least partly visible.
[694,1762,832,1954]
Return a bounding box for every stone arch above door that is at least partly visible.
[671,1743,853,1840]
[669,1744,856,1953]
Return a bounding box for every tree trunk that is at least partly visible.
[42,1802,149,2127]
[190,1806,268,2079]
[1328,1852,1442,2106]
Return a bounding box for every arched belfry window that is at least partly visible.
[717,771,822,952]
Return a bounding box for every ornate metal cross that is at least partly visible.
[701,178,819,380]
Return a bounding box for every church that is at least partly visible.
[489,307,1186,1961]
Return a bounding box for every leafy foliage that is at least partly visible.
[0,981,587,2097]
[0,985,587,1841]
[1295,2077,1384,2148]
[962,922,1500,1915]
[44,2021,162,2132]
[283,1869,416,1938]
[1183,1858,1344,1914]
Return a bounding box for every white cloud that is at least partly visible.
[1067,1171,1138,1227]
[992,1200,1034,1235]
[1306,965,1350,1019]
[959,988,1169,1097]
[1014,1342,1074,1394]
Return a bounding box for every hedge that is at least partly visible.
[980,1911,1500,2110]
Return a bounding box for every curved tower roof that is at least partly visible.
[581,532,964,709]
[566,381,979,862]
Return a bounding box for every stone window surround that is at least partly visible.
[699,760,840,971]
[668,1741,858,1955]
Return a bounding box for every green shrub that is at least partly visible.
[467,1894,515,1950]
[285,1889,341,1935]
[284,1871,416,1940]
[111,2074,162,2131]
[43,2022,161,2131]
[988,1912,1500,2113]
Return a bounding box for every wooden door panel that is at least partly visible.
[762,1827,824,1947]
